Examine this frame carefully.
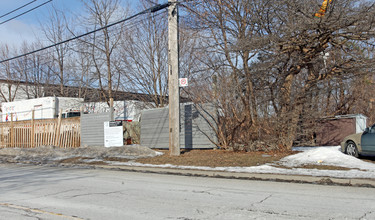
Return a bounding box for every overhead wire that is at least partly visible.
[71,9,167,45]
[0,2,169,64]
[0,4,168,91]
[0,0,53,26]
[1,10,167,76]
[0,0,37,19]
[8,10,166,62]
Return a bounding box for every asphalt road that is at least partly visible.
[0,164,374,220]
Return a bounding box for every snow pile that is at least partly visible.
[0,145,162,164]
[280,146,375,170]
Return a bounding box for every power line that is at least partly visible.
[0,0,52,26]
[1,10,167,74]
[0,3,169,64]
[2,10,166,65]
[0,0,37,19]
[145,0,158,5]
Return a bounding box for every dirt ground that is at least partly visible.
[136,149,295,167]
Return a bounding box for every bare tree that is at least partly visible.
[40,5,73,96]
[262,0,375,148]
[186,0,375,150]
[185,0,274,150]
[12,42,54,99]
[0,45,20,102]
[78,0,128,104]
[120,0,168,107]
[70,41,97,100]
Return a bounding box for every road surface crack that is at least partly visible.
[0,203,83,219]
[69,190,124,198]
[252,194,273,206]
[360,211,374,220]
[192,190,213,195]
[242,207,312,218]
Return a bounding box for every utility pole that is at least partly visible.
[168,0,180,156]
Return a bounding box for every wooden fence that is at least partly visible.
[0,116,80,148]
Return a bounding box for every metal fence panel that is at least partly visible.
[81,112,111,147]
[140,104,217,149]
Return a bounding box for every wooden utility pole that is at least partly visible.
[168,0,180,156]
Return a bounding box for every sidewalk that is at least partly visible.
[94,164,375,188]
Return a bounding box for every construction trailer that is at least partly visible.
[83,100,151,122]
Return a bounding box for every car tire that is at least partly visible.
[346,141,359,158]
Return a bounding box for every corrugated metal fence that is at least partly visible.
[0,117,80,148]
[141,104,218,149]
[80,112,111,147]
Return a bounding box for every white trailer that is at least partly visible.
[1,97,83,122]
[83,100,152,122]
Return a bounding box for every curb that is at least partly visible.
[94,164,375,188]
[3,161,375,188]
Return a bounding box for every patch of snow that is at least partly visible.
[82,158,106,163]
[281,146,375,170]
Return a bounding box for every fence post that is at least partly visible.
[80,106,84,116]
[55,110,63,147]
[10,113,14,147]
[1,122,4,148]
[110,98,114,121]
[31,109,35,148]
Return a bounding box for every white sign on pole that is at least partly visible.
[104,121,123,147]
[179,78,188,87]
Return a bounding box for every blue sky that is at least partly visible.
[0,0,142,47]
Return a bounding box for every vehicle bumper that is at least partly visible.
[340,142,346,153]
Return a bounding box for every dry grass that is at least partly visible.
[135,149,296,167]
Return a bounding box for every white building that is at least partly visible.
[0,79,159,122]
